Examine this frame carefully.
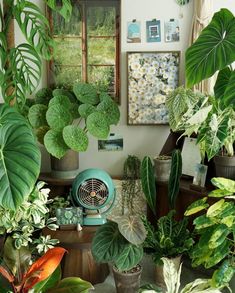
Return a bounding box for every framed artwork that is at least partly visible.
[127,21,141,43]
[127,51,180,125]
[146,19,161,42]
[165,19,180,42]
[193,163,208,188]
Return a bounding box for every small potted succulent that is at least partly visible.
[28,83,120,178]
[91,216,147,293]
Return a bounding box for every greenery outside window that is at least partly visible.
[48,0,120,102]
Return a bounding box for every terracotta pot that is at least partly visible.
[154,156,172,182]
[155,255,181,289]
[214,155,235,180]
[50,150,79,179]
[112,265,142,293]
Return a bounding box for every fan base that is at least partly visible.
[83,217,107,225]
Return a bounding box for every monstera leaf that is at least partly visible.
[0,105,40,210]
[186,9,235,88]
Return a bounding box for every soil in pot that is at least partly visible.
[112,264,142,293]
[154,156,172,182]
[214,155,235,180]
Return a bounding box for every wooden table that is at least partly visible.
[43,226,109,284]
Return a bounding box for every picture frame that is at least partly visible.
[146,20,161,42]
[127,51,180,125]
[192,163,208,188]
[165,19,180,42]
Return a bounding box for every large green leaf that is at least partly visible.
[86,112,110,139]
[63,125,88,152]
[214,67,232,101]
[115,216,146,245]
[0,105,40,210]
[44,130,68,159]
[140,156,156,215]
[73,83,99,105]
[14,1,53,59]
[186,9,235,87]
[33,266,61,293]
[46,105,73,131]
[52,89,76,103]
[212,259,234,288]
[97,98,120,125]
[45,0,72,22]
[28,104,48,128]
[208,224,230,250]
[168,149,182,208]
[48,95,71,108]
[221,70,235,109]
[91,221,125,263]
[115,244,143,271]
[184,198,209,216]
[78,104,96,118]
[211,177,235,193]
[47,277,93,293]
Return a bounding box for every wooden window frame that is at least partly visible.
[47,0,120,103]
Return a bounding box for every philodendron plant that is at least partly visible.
[28,83,120,159]
[185,177,235,288]
[91,216,147,272]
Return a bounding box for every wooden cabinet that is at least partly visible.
[43,226,109,284]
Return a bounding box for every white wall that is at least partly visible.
[11,0,235,176]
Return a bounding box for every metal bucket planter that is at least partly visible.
[214,155,235,180]
[153,156,172,182]
[113,265,142,293]
[50,150,79,179]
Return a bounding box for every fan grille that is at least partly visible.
[78,178,109,208]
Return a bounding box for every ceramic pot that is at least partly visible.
[155,255,181,289]
[154,156,172,182]
[112,265,142,293]
[214,155,235,180]
[50,150,79,179]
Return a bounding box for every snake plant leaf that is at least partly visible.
[46,105,73,131]
[73,83,99,105]
[214,67,232,100]
[86,112,110,139]
[48,95,71,108]
[28,104,48,128]
[184,198,209,216]
[0,107,40,210]
[91,221,126,263]
[44,0,72,22]
[14,1,53,59]
[44,130,68,159]
[32,266,61,293]
[115,244,143,271]
[168,149,182,208]
[78,104,96,118]
[212,259,234,288]
[47,277,93,293]
[63,125,88,152]
[211,177,235,193]
[114,216,147,245]
[186,9,235,88]
[140,156,156,215]
[97,98,120,125]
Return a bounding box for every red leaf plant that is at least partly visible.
[0,247,67,293]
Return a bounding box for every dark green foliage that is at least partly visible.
[168,149,182,208]
[142,211,194,265]
[35,88,53,105]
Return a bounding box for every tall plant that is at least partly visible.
[0,0,72,108]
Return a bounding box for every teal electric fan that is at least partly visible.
[71,168,115,225]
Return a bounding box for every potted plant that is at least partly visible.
[142,210,194,289]
[91,216,147,293]
[153,155,172,182]
[27,83,120,178]
[0,238,93,293]
[185,177,235,288]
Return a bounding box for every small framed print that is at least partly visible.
[165,19,180,42]
[146,20,161,42]
[193,163,208,188]
[127,21,141,43]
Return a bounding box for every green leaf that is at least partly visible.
[63,125,88,152]
[53,88,77,103]
[221,70,235,108]
[206,199,225,217]
[208,189,233,198]
[73,83,99,105]
[91,221,126,263]
[47,277,93,293]
[97,98,120,125]
[115,244,143,271]
[115,216,147,245]
[205,240,230,268]
[35,126,50,145]
[193,215,215,230]
[208,224,230,249]
[46,105,73,131]
[78,104,96,118]
[211,177,235,193]
[168,149,182,208]
[28,104,48,128]
[184,198,209,216]
[48,95,72,108]
[45,0,72,22]
[86,112,110,139]
[35,88,53,105]
[14,1,54,59]
[186,8,235,87]
[44,130,68,159]
[140,156,156,215]
[33,266,61,293]
[0,105,40,210]
[214,67,232,101]
[212,259,234,287]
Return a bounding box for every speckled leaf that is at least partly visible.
[184,198,209,216]
[28,104,48,128]
[48,95,71,108]
[44,130,68,159]
[53,88,77,103]
[63,125,88,152]
[78,104,96,118]
[46,105,72,131]
[97,98,120,125]
[86,112,110,139]
[73,83,99,105]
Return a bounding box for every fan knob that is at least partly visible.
[90,191,96,197]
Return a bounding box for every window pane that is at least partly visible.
[52,4,81,36]
[87,6,116,36]
[52,65,82,89]
[88,38,115,65]
[54,38,82,66]
[88,66,114,92]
